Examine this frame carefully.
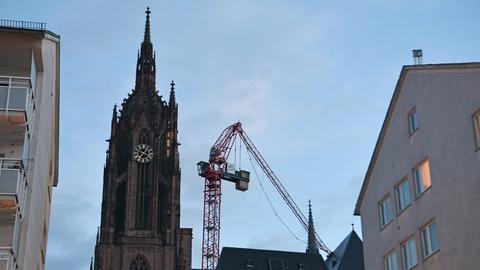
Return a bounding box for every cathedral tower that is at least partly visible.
[94,8,192,270]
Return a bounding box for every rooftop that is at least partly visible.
[216,247,327,270]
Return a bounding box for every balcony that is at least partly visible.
[0,211,20,270]
[0,159,26,216]
[0,248,17,270]
[0,76,34,130]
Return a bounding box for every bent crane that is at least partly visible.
[197,122,331,270]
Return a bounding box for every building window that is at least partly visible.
[299,263,305,270]
[401,238,417,270]
[379,196,393,228]
[395,179,411,213]
[413,159,431,196]
[130,254,150,270]
[384,252,398,270]
[408,108,419,134]
[268,258,285,270]
[421,221,439,257]
[247,258,255,268]
[473,110,480,149]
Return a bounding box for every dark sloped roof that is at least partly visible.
[216,247,328,270]
[325,230,364,270]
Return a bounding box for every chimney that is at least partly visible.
[412,49,423,65]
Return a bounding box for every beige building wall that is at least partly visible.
[355,64,480,270]
[0,24,60,270]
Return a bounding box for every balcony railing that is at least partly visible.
[0,212,20,267]
[0,248,17,270]
[0,76,34,129]
[0,159,26,216]
[0,19,46,31]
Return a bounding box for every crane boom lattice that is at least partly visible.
[197,122,330,270]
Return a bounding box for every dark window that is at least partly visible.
[129,254,150,270]
[268,258,285,270]
[247,258,255,268]
[473,110,480,149]
[115,181,126,232]
[408,108,419,134]
[135,134,151,228]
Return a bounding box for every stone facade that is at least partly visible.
[94,9,192,270]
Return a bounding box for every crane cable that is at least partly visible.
[245,146,307,245]
[239,138,263,208]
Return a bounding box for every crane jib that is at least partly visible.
[198,122,331,270]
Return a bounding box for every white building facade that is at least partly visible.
[355,63,480,270]
[0,20,60,270]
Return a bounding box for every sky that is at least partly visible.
[1,0,480,269]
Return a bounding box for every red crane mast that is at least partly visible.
[197,122,331,270]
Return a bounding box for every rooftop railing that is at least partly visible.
[0,19,46,31]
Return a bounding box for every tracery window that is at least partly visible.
[129,254,150,270]
[135,132,151,228]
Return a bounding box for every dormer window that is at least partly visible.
[247,258,255,268]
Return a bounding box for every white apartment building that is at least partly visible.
[355,61,480,270]
[0,20,60,270]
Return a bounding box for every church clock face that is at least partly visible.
[133,144,154,163]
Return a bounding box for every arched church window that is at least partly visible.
[129,254,150,270]
[135,132,151,228]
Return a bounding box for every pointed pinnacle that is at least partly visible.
[169,80,176,106]
[144,7,151,43]
[306,200,319,255]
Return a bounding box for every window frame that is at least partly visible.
[413,159,432,197]
[421,220,440,258]
[129,254,150,270]
[401,237,418,270]
[408,107,419,135]
[378,194,394,229]
[384,250,399,270]
[472,109,480,151]
[395,177,411,214]
[246,258,255,268]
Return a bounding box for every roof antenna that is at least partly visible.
[351,222,354,231]
[412,49,423,65]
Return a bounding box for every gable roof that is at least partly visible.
[325,230,364,270]
[216,247,327,270]
[354,62,480,215]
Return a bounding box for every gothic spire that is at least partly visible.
[306,200,320,255]
[135,7,156,90]
[144,7,151,43]
[169,80,176,107]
